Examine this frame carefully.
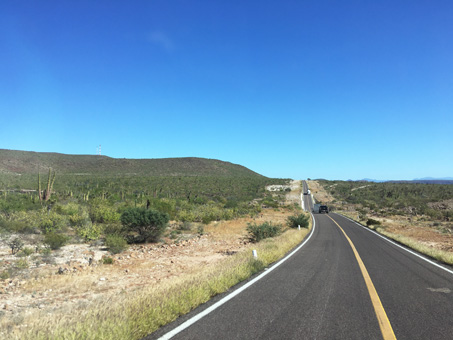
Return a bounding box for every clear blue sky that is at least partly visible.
[1,1,452,180]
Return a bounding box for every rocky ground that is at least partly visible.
[0,225,248,333]
[0,181,303,335]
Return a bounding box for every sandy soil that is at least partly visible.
[0,181,302,333]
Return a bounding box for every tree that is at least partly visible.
[120,207,169,243]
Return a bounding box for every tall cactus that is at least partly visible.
[38,172,42,201]
[39,168,56,201]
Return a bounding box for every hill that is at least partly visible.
[0,149,263,178]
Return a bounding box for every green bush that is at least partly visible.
[261,197,280,208]
[105,234,128,254]
[69,213,88,227]
[17,246,34,257]
[102,256,114,264]
[103,223,127,238]
[55,202,79,216]
[120,208,169,243]
[0,270,10,280]
[90,204,121,224]
[75,222,102,241]
[179,221,192,231]
[366,218,381,226]
[15,258,29,269]
[44,233,68,250]
[287,213,310,229]
[247,222,282,243]
[39,212,65,234]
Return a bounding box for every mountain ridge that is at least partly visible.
[0,149,264,178]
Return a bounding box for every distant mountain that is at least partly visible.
[347,178,453,184]
[414,177,453,181]
[0,149,264,178]
[359,178,387,183]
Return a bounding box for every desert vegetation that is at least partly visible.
[0,151,309,339]
[318,180,453,221]
[312,180,453,266]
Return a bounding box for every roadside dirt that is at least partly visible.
[0,181,303,334]
[307,180,336,204]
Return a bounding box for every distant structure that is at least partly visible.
[96,144,101,156]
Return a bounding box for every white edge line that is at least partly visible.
[158,213,316,340]
[337,213,453,276]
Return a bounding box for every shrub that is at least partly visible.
[69,213,87,227]
[179,222,192,231]
[105,234,128,254]
[0,270,10,280]
[90,204,121,224]
[261,198,280,208]
[247,222,282,243]
[55,202,79,216]
[76,222,102,241]
[287,213,310,229]
[40,247,52,255]
[120,208,169,243]
[103,223,127,237]
[44,233,68,250]
[102,256,114,264]
[366,218,381,226]
[17,247,34,257]
[15,258,29,269]
[39,212,65,234]
[8,238,24,255]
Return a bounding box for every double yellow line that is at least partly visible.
[327,215,396,340]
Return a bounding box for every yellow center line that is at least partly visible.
[326,214,396,340]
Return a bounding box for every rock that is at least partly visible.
[99,277,106,281]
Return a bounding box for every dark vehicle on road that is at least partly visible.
[319,205,329,214]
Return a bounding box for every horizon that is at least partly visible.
[1,1,452,180]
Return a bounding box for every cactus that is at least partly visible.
[38,168,56,201]
[38,172,42,201]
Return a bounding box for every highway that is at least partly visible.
[147,181,453,339]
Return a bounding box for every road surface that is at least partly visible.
[146,181,453,339]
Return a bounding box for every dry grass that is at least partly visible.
[10,217,311,340]
[376,228,453,265]
[307,180,336,204]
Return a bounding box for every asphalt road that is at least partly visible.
[147,182,453,340]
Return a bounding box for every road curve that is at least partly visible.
[146,183,453,340]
